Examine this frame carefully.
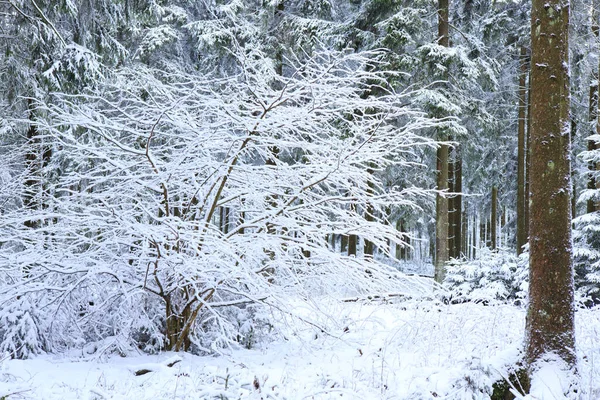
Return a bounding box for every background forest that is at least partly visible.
[0,0,598,398]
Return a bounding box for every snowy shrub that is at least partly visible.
[0,45,439,355]
[443,249,528,304]
[573,212,600,305]
[0,296,45,359]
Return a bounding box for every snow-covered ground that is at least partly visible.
[1,300,599,399]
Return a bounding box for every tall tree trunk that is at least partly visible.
[348,234,357,257]
[341,234,348,254]
[448,151,456,258]
[364,168,375,257]
[434,0,450,283]
[588,14,600,214]
[396,219,404,260]
[435,145,449,282]
[491,186,498,251]
[348,202,357,257]
[517,46,528,255]
[526,0,576,381]
[448,147,462,259]
[571,119,577,219]
[454,148,462,258]
[23,99,52,231]
[461,208,467,257]
[525,69,532,241]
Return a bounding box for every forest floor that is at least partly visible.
[1,299,599,399]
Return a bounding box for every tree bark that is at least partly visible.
[491,186,498,251]
[526,0,576,377]
[434,0,450,283]
[449,147,462,259]
[517,46,528,255]
[453,148,462,258]
[525,69,532,241]
[588,13,600,214]
[435,144,449,282]
[587,80,599,213]
[364,168,375,257]
[348,202,358,257]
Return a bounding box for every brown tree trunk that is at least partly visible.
[364,169,375,257]
[517,46,528,255]
[448,151,456,258]
[454,151,462,258]
[587,80,599,213]
[491,186,498,251]
[435,145,449,282]
[348,202,357,257]
[526,0,576,378]
[434,0,450,283]
[525,69,532,241]
[461,209,467,257]
[348,234,357,257]
[448,147,462,259]
[396,219,404,260]
[588,14,600,214]
[571,119,577,219]
[471,216,477,259]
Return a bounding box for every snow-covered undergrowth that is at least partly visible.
[1,298,599,399]
[0,299,572,398]
[444,249,528,305]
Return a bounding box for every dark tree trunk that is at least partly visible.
[587,80,599,214]
[396,219,410,260]
[450,148,463,258]
[364,168,375,257]
[588,14,600,214]
[434,0,450,283]
[571,119,577,219]
[435,144,449,282]
[448,151,455,258]
[526,0,576,379]
[525,69,532,241]
[348,234,357,257]
[341,234,348,253]
[491,186,498,251]
[23,100,52,230]
[348,202,358,257]
[517,46,528,255]
[461,209,468,257]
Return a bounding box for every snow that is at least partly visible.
[524,353,577,400]
[0,300,522,399]
[1,299,599,399]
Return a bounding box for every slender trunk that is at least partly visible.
[472,213,477,259]
[525,69,532,241]
[461,209,467,257]
[454,148,462,258]
[448,146,462,259]
[571,119,577,219]
[434,0,450,283]
[587,80,599,213]
[448,149,456,258]
[348,234,357,257]
[588,16,600,214]
[435,145,449,282]
[396,219,404,260]
[364,169,375,257]
[348,202,357,257]
[517,46,528,255]
[491,186,498,251]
